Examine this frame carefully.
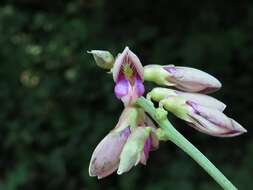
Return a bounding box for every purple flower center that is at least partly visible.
[114,79,130,99]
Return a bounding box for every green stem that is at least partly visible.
[136,97,237,190]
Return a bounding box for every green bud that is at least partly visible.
[147,87,177,102]
[160,97,191,122]
[144,65,174,86]
[88,50,114,69]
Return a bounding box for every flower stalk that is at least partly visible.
[136,96,237,190]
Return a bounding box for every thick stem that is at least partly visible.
[136,97,237,190]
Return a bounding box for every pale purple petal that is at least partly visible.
[127,49,144,81]
[135,78,145,96]
[112,47,145,106]
[177,91,226,111]
[89,128,130,179]
[114,79,130,99]
[113,49,127,82]
[164,65,222,93]
[187,101,246,137]
[112,47,144,82]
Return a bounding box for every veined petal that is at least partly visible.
[127,49,144,81]
[187,101,247,137]
[176,91,226,111]
[113,47,144,82]
[89,128,130,179]
[164,65,222,93]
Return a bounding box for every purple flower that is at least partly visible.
[113,47,145,106]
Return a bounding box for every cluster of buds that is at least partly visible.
[88,47,246,179]
[89,107,159,178]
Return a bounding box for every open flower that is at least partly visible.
[113,47,145,106]
[144,65,221,93]
[89,107,158,179]
[160,96,246,137]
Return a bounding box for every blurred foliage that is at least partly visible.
[0,0,252,189]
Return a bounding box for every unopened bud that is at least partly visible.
[88,50,114,69]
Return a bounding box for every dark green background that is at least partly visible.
[0,0,252,189]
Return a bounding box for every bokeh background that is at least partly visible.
[0,0,252,189]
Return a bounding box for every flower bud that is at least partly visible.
[187,101,247,137]
[88,50,114,70]
[144,65,222,93]
[89,106,140,179]
[89,128,130,179]
[148,87,226,111]
[160,97,246,137]
[117,127,152,175]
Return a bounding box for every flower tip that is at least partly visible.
[124,46,130,51]
[117,169,123,175]
[231,119,247,134]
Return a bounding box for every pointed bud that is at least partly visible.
[160,97,247,137]
[144,65,221,93]
[88,50,114,70]
[148,87,226,111]
[187,101,247,137]
[89,127,130,179]
[117,127,152,175]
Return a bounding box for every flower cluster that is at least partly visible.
[88,47,246,179]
